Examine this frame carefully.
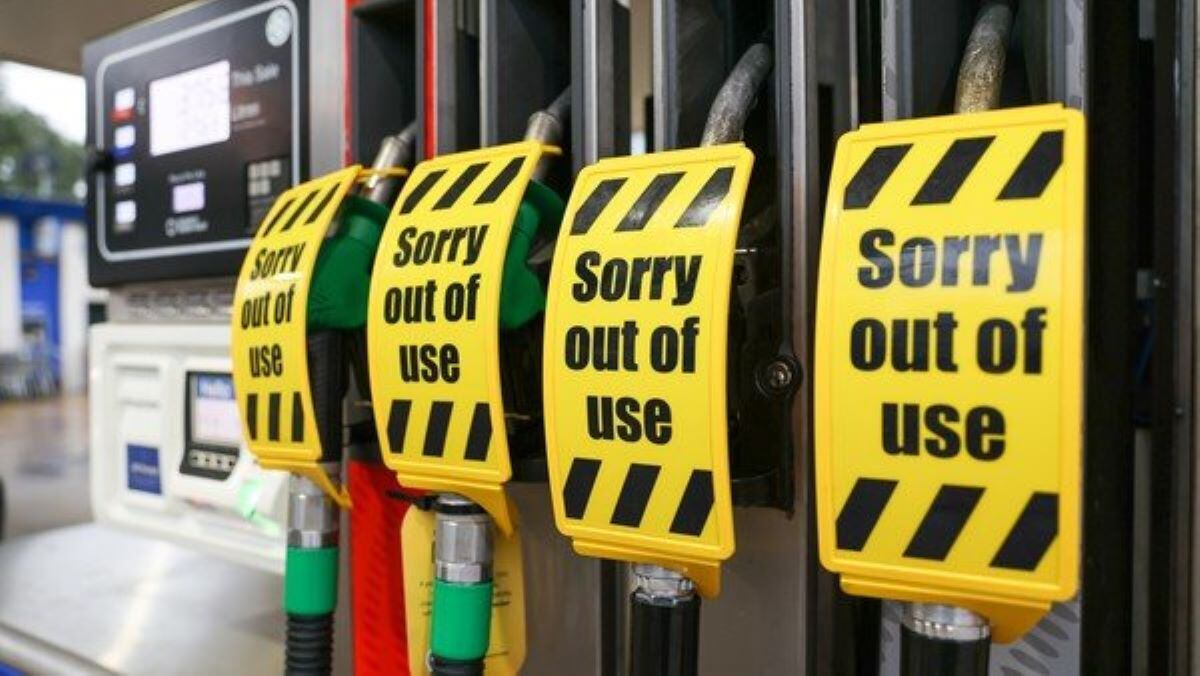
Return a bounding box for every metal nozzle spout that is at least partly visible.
[954,0,1015,114]
[360,121,419,206]
[700,42,773,147]
[525,87,571,181]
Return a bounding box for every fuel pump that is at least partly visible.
[366,92,570,675]
[895,4,1009,672]
[814,2,1086,675]
[232,130,415,674]
[629,43,772,676]
[542,40,772,676]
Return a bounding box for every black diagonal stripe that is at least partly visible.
[616,172,684,232]
[259,196,295,236]
[570,178,627,235]
[904,485,985,560]
[422,401,453,457]
[843,144,912,209]
[290,391,304,442]
[399,169,447,214]
[245,393,258,440]
[433,162,488,210]
[280,188,319,232]
[387,399,412,453]
[669,470,714,536]
[267,392,282,442]
[836,478,898,550]
[991,492,1059,571]
[611,463,661,527]
[475,157,524,204]
[911,136,995,205]
[304,184,340,225]
[675,167,734,228]
[998,130,1064,200]
[563,458,602,519]
[463,403,491,461]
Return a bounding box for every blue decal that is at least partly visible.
[127,444,162,495]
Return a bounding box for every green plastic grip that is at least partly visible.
[284,546,340,615]
[308,194,390,330]
[430,579,494,661]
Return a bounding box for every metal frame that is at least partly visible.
[1151,0,1196,672]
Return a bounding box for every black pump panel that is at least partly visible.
[83,0,310,286]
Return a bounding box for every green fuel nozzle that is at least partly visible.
[283,125,417,675]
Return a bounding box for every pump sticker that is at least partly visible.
[231,166,359,504]
[367,142,551,534]
[542,144,752,596]
[814,104,1084,639]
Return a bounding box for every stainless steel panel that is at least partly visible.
[508,482,603,675]
[309,0,348,175]
[0,524,287,675]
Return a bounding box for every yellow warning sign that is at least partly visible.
[367,142,553,534]
[543,144,753,597]
[815,104,1085,641]
[231,166,361,505]
[401,507,526,675]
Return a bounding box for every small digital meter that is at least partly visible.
[183,372,243,480]
[83,0,309,286]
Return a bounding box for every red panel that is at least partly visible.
[423,0,437,158]
[348,459,412,676]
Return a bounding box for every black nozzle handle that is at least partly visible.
[306,331,347,463]
[629,590,701,676]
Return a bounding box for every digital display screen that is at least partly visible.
[149,60,231,157]
[188,373,242,448]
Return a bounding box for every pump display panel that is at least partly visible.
[182,372,243,480]
[84,0,308,285]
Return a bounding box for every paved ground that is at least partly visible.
[0,395,91,538]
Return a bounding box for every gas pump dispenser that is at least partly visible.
[815,2,1086,674]
[366,95,569,674]
[542,40,773,675]
[231,131,416,673]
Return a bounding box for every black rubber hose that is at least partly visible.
[700,42,773,146]
[430,655,485,676]
[286,613,334,675]
[629,592,701,676]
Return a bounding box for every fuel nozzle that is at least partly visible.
[361,123,419,206]
[308,125,418,332]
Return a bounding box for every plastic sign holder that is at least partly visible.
[232,165,409,506]
[543,144,754,597]
[367,141,558,534]
[233,167,356,506]
[814,104,1085,642]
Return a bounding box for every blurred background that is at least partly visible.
[0,58,94,539]
[0,2,203,541]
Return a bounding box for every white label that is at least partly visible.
[114,125,136,149]
[115,201,137,230]
[149,61,231,157]
[172,181,206,214]
[114,163,136,187]
[114,87,135,112]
